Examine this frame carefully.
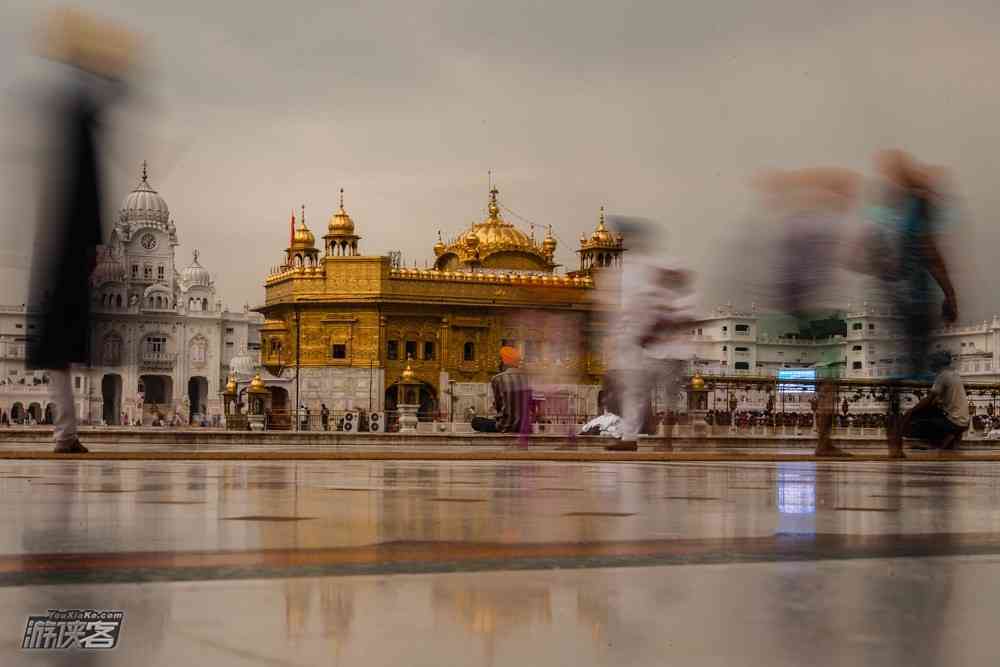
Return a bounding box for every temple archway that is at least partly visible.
[187,376,209,423]
[139,374,173,423]
[102,374,122,425]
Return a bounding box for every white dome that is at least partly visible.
[119,163,169,226]
[180,250,211,288]
[91,247,126,285]
[229,349,258,378]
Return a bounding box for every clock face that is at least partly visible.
[140,233,158,251]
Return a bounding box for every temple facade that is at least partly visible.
[255,187,625,420]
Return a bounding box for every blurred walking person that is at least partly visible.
[869,151,959,458]
[26,9,137,453]
[752,168,862,456]
[601,217,696,452]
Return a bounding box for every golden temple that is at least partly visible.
[256,186,626,419]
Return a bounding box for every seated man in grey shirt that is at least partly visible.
[894,351,969,451]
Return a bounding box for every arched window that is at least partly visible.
[463,341,475,362]
[103,334,122,365]
[115,294,122,308]
[190,337,208,364]
[202,298,208,311]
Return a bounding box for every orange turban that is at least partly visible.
[500,346,521,367]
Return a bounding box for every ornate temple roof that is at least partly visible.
[433,187,555,273]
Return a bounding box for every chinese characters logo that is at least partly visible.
[22,610,124,650]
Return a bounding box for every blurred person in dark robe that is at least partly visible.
[27,9,137,453]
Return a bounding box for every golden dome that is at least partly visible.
[691,373,706,391]
[248,373,268,394]
[328,188,355,235]
[289,207,315,250]
[590,208,613,244]
[225,376,237,394]
[580,206,623,250]
[433,231,446,256]
[433,187,556,273]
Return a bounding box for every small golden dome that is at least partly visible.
[328,189,355,235]
[225,376,237,394]
[691,373,706,391]
[433,231,446,256]
[464,232,480,249]
[582,206,617,247]
[248,373,268,394]
[289,208,315,250]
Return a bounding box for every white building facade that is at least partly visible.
[0,166,261,425]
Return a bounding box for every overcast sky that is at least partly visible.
[1,0,998,321]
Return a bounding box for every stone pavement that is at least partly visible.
[1,457,1000,664]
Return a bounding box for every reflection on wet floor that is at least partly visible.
[2,459,1000,665]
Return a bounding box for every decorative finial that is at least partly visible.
[301,204,306,227]
[488,186,500,219]
[598,205,606,229]
[193,249,199,263]
[141,160,148,182]
[339,188,345,211]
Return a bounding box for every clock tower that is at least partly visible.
[112,162,179,304]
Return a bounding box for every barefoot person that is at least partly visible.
[27,10,137,453]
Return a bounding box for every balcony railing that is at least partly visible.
[140,352,177,368]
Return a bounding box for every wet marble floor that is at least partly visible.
[2,458,1000,665]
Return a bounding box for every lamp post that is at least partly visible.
[294,306,301,432]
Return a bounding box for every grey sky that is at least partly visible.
[1,0,998,319]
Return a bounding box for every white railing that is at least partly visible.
[141,352,177,367]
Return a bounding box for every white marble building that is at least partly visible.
[0,165,261,425]
[685,303,1000,382]
[681,303,1000,414]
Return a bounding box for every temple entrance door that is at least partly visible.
[10,403,23,423]
[102,374,122,425]
[187,376,209,424]
[268,386,290,430]
[139,374,173,423]
[27,403,42,424]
